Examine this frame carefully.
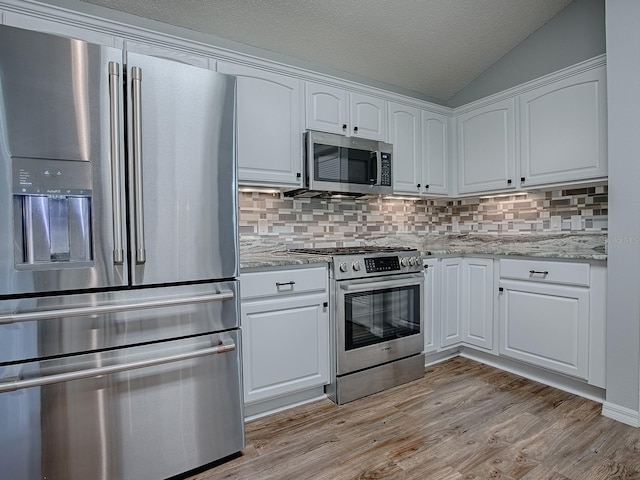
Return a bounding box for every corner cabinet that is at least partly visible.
[240,265,329,408]
[217,61,303,187]
[457,98,517,194]
[519,65,607,187]
[391,105,450,196]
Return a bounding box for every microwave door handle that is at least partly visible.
[369,151,378,184]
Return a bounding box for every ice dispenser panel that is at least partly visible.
[12,158,93,269]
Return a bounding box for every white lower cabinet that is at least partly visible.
[440,258,463,347]
[498,259,591,380]
[423,258,440,353]
[439,257,494,350]
[462,258,494,350]
[240,266,329,406]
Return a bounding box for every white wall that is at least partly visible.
[448,0,605,107]
[603,0,640,424]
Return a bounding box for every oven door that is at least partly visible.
[336,273,424,375]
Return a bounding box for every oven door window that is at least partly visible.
[313,144,377,185]
[344,284,420,350]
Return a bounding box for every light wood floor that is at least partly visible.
[186,357,640,480]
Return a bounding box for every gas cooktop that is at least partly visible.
[288,246,417,256]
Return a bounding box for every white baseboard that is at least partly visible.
[602,402,640,427]
[244,386,327,422]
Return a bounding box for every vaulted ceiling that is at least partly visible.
[81,0,574,102]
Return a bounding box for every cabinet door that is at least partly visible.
[519,66,607,186]
[499,280,589,379]
[462,258,494,350]
[241,294,329,404]
[440,258,463,347]
[305,82,349,135]
[349,92,387,141]
[423,258,440,353]
[3,10,115,46]
[217,61,303,187]
[389,103,422,194]
[421,111,450,195]
[457,98,516,194]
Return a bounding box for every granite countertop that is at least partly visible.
[239,232,607,270]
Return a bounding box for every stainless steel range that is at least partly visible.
[289,246,425,404]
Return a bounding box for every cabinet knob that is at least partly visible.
[353,126,359,133]
[323,301,328,308]
[417,183,421,188]
[507,179,512,185]
[296,172,301,178]
[342,124,347,130]
[499,287,504,292]
[425,184,429,189]
[521,177,525,183]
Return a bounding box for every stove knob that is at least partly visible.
[413,256,421,265]
[408,257,416,266]
[352,261,361,271]
[400,257,409,267]
[339,262,349,272]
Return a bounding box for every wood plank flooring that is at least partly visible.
[186,357,640,480]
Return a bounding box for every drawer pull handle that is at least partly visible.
[529,270,549,275]
[276,281,296,287]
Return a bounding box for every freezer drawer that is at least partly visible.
[0,281,239,363]
[0,331,244,480]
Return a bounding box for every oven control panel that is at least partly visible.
[364,256,400,273]
[332,252,423,280]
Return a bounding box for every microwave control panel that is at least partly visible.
[380,152,391,186]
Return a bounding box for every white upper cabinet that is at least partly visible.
[389,103,422,194]
[519,66,607,187]
[349,92,388,141]
[391,106,450,196]
[218,61,303,187]
[305,84,387,141]
[457,98,516,194]
[305,82,349,135]
[421,110,450,195]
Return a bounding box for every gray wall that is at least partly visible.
[447,0,605,108]
[604,0,640,419]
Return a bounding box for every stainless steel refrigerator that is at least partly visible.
[0,25,243,480]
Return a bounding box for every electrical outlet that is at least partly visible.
[571,215,582,231]
[550,216,562,231]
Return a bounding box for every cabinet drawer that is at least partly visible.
[500,259,589,287]
[241,266,328,300]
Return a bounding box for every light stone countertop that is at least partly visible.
[239,232,607,270]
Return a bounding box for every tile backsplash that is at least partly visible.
[239,185,607,245]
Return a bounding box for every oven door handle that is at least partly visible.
[339,274,424,292]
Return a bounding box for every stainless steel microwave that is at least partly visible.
[303,130,393,195]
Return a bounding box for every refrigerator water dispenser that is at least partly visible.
[12,157,93,269]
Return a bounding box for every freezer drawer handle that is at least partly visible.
[0,339,236,393]
[108,61,124,265]
[131,66,146,264]
[0,290,235,325]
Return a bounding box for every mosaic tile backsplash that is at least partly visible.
[239,185,608,245]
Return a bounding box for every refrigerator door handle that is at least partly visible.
[131,66,146,264]
[0,290,235,325]
[0,338,236,393]
[108,61,124,265]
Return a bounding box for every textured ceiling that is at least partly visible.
[80,0,574,102]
